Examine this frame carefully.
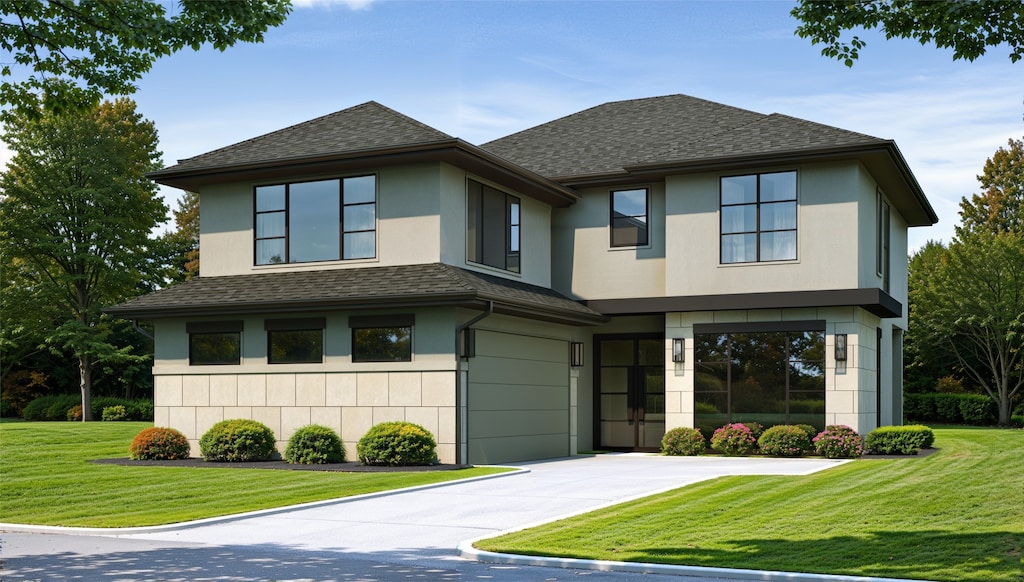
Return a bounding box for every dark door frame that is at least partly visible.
[592,332,664,452]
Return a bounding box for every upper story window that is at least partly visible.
[187,321,243,365]
[877,189,891,293]
[467,179,520,273]
[610,188,649,247]
[254,175,376,265]
[265,318,325,364]
[720,171,797,264]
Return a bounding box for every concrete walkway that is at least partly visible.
[0,453,920,581]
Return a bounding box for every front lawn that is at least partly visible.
[476,427,1024,582]
[0,421,507,527]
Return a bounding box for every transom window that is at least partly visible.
[610,188,649,247]
[467,179,520,273]
[720,171,797,263]
[255,175,376,265]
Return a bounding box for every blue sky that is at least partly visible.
[3,0,1023,250]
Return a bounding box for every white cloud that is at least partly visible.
[290,0,375,10]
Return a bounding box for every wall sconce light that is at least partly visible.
[835,334,848,362]
[672,338,684,363]
[570,342,584,368]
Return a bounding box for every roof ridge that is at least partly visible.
[434,263,480,292]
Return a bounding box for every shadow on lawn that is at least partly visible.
[557,529,1024,582]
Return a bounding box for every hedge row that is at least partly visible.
[904,393,996,425]
[21,395,154,422]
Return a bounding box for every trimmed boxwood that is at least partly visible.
[199,419,277,462]
[130,427,191,460]
[284,424,346,464]
[357,421,437,466]
[661,427,706,456]
[758,425,810,457]
[866,425,935,455]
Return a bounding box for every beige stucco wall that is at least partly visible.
[152,308,460,463]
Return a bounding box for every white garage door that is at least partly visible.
[467,330,570,464]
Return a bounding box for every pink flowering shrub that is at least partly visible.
[710,423,757,456]
[813,425,864,458]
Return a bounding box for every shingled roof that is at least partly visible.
[482,94,887,180]
[153,102,453,176]
[105,263,607,326]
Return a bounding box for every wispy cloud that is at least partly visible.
[291,0,376,10]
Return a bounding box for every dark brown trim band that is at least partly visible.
[264,317,326,331]
[585,288,901,319]
[185,320,244,334]
[694,320,826,334]
[349,314,415,328]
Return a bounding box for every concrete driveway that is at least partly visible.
[1,453,864,581]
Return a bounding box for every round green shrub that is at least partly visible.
[813,425,864,459]
[130,427,191,460]
[199,419,277,462]
[740,421,765,440]
[284,424,346,464]
[67,404,83,421]
[865,425,934,454]
[101,405,128,421]
[23,394,79,421]
[710,423,756,456]
[794,424,819,451]
[661,427,706,456]
[758,425,810,457]
[357,421,437,466]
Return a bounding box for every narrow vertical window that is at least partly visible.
[467,179,520,273]
[878,189,891,293]
[720,171,796,264]
[610,188,649,247]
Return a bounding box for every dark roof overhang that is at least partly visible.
[553,142,937,227]
[584,287,902,319]
[147,139,580,208]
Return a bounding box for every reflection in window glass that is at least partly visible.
[269,329,323,364]
[720,171,797,263]
[190,332,241,365]
[467,179,520,273]
[611,188,649,247]
[290,180,341,263]
[352,327,411,362]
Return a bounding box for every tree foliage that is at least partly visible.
[159,190,200,283]
[958,138,1024,236]
[0,99,166,419]
[792,1,1024,66]
[0,0,291,115]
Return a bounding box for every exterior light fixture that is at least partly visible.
[672,338,684,363]
[835,333,848,362]
[570,342,584,368]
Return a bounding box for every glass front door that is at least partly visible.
[596,335,665,450]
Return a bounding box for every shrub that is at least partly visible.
[958,395,996,425]
[661,427,706,456]
[1011,415,1024,428]
[694,402,720,414]
[866,425,935,455]
[739,421,765,440]
[795,424,819,452]
[101,405,128,421]
[199,419,277,462]
[710,423,757,456]
[813,425,864,459]
[67,405,83,421]
[934,375,965,393]
[130,400,155,421]
[904,393,997,426]
[357,421,437,466]
[758,425,810,457]
[933,394,963,423]
[284,424,346,464]
[129,427,191,460]
[903,393,936,422]
[0,370,50,417]
[22,394,79,421]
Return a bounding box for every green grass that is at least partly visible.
[477,427,1024,582]
[0,421,508,527]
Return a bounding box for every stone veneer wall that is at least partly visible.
[153,370,458,464]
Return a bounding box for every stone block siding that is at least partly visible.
[154,370,457,463]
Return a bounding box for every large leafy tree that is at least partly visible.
[958,138,1024,236]
[0,99,167,420]
[792,1,1024,66]
[1,0,291,114]
[160,190,200,283]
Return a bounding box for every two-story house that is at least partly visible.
[108,95,937,464]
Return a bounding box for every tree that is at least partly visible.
[161,190,200,282]
[1,0,291,115]
[957,137,1024,236]
[910,230,1024,425]
[0,99,167,420]
[905,240,958,392]
[792,1,1024,66]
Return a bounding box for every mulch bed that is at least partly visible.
[91,458,472,472]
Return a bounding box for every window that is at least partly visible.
[467,179,520,273]
[610,188,649,247]
[266,318,324,364]
[877,189,891,293]
[720,171,797,263]
[694,323,825,435]
[187,321,243,365]
[255,175,376,265]
[350,315,413,362]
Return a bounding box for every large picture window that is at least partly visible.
[187,321,243,365]
[720,171,797,263]
[610,188,649,247]
[467,179,520,273]
[255,175,376,265]
[694,323,825,436]
[266,318,325,364]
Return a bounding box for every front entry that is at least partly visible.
[595,335,665,451]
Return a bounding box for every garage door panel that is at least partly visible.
[470,383,568,411]
[474,331,568,363]
[469,434,568,465]
[468,356,567,386]
[469,409,569,439]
